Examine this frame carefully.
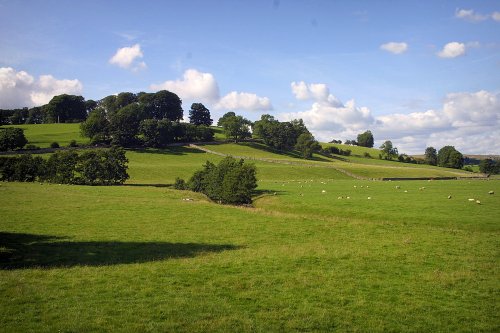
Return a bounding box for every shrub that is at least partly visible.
[0,127,27,151]
[186,157,257,204]
[363,152,371,158]
[68,140,78,147]
[50,142,60,148]
[174,177,187,190]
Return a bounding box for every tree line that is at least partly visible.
[0,147,129,185]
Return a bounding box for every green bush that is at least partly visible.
[174,177,187,190]
[185,157,257,204]
[50,142,60,148]
[0,127,27,151]
[68,140,78,147]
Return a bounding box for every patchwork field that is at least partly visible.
[1,123,499,332]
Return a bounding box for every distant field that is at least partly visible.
[3,123,89,148]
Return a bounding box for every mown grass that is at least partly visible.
[1,180,498,332]
[3,123,89,148]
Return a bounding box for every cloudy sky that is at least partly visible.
[1,0,499,154]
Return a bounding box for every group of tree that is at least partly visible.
[174,157,257,205]
[320,145,352,157]
[80,91,214,147]
[423,145,464,169]
[0,147,129,185]
[0,94,95,125]
[0,128,28,151]
[356,130,374,148]
[252,114,320,158]
[379,140,399,160]
[479,158,500,175]
[217,112,252,142]
[329,139,342,144]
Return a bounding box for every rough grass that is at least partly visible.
[3,123,89,147]
[1,180,498,332]
[322,142,382,157]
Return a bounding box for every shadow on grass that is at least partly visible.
[130,146,205,156]
[237,142,331,162]
[0,232,241,270]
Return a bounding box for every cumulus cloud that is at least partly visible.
[363,91,499,154]
[0,67,82,108]
[150,69,220,103]
[282,80,500,154]
[380,42,408,54]
[282,81,374,137]
[437,42,466,58]
[151,69,272,111]
[109,44,146,71]
[216,92,272,111]
[455,8,489,22]
[291,81,342,106]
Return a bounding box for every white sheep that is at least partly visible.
[468,198,475,202]
[476,200,481,205]
[488,191,494,195]
[367,197,372,200]
[447,195,452,199]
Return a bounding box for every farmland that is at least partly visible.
[0,124,499,332]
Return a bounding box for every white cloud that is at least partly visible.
[0,67,82,108]
[151,69,272,111]
[380,42,408,54]
[455,8,489,22]
[356,90,499,154]
[109,44,146,71]
[283,80,500,154]
[282,82,375,136]
[493,12,500,21]
[150,69,220,103]
[437,42,466,58]
[291,81,342,106]
[216,91,272,111]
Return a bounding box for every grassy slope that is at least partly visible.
[3,123,89,148]
[198,142,478,179]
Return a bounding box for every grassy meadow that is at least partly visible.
[1,123,499,332]
[3,123,90,148]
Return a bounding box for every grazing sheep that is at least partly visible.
[404,190,408,193]
[346,196,351,199]
[322,190,326,193]
[337,196,342,199]
[476,200,481,205]
[367,197,372,200]
[447,195,452,199]
[396,186,400,189]
[468,198,475,202]
[354,185,357,188]
[489,191,494,195]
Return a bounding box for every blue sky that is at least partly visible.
[1,0,499,154]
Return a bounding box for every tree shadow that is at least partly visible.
[0,232,241,270]
[130,146,205,156]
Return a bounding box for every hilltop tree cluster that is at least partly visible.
[0,147,129,185]
[252,114,320,158]
[80,91,214,147]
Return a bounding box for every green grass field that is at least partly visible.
[3,123,90,148]
[1,124,499,332]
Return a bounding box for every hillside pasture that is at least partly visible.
[3,123,89,148]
